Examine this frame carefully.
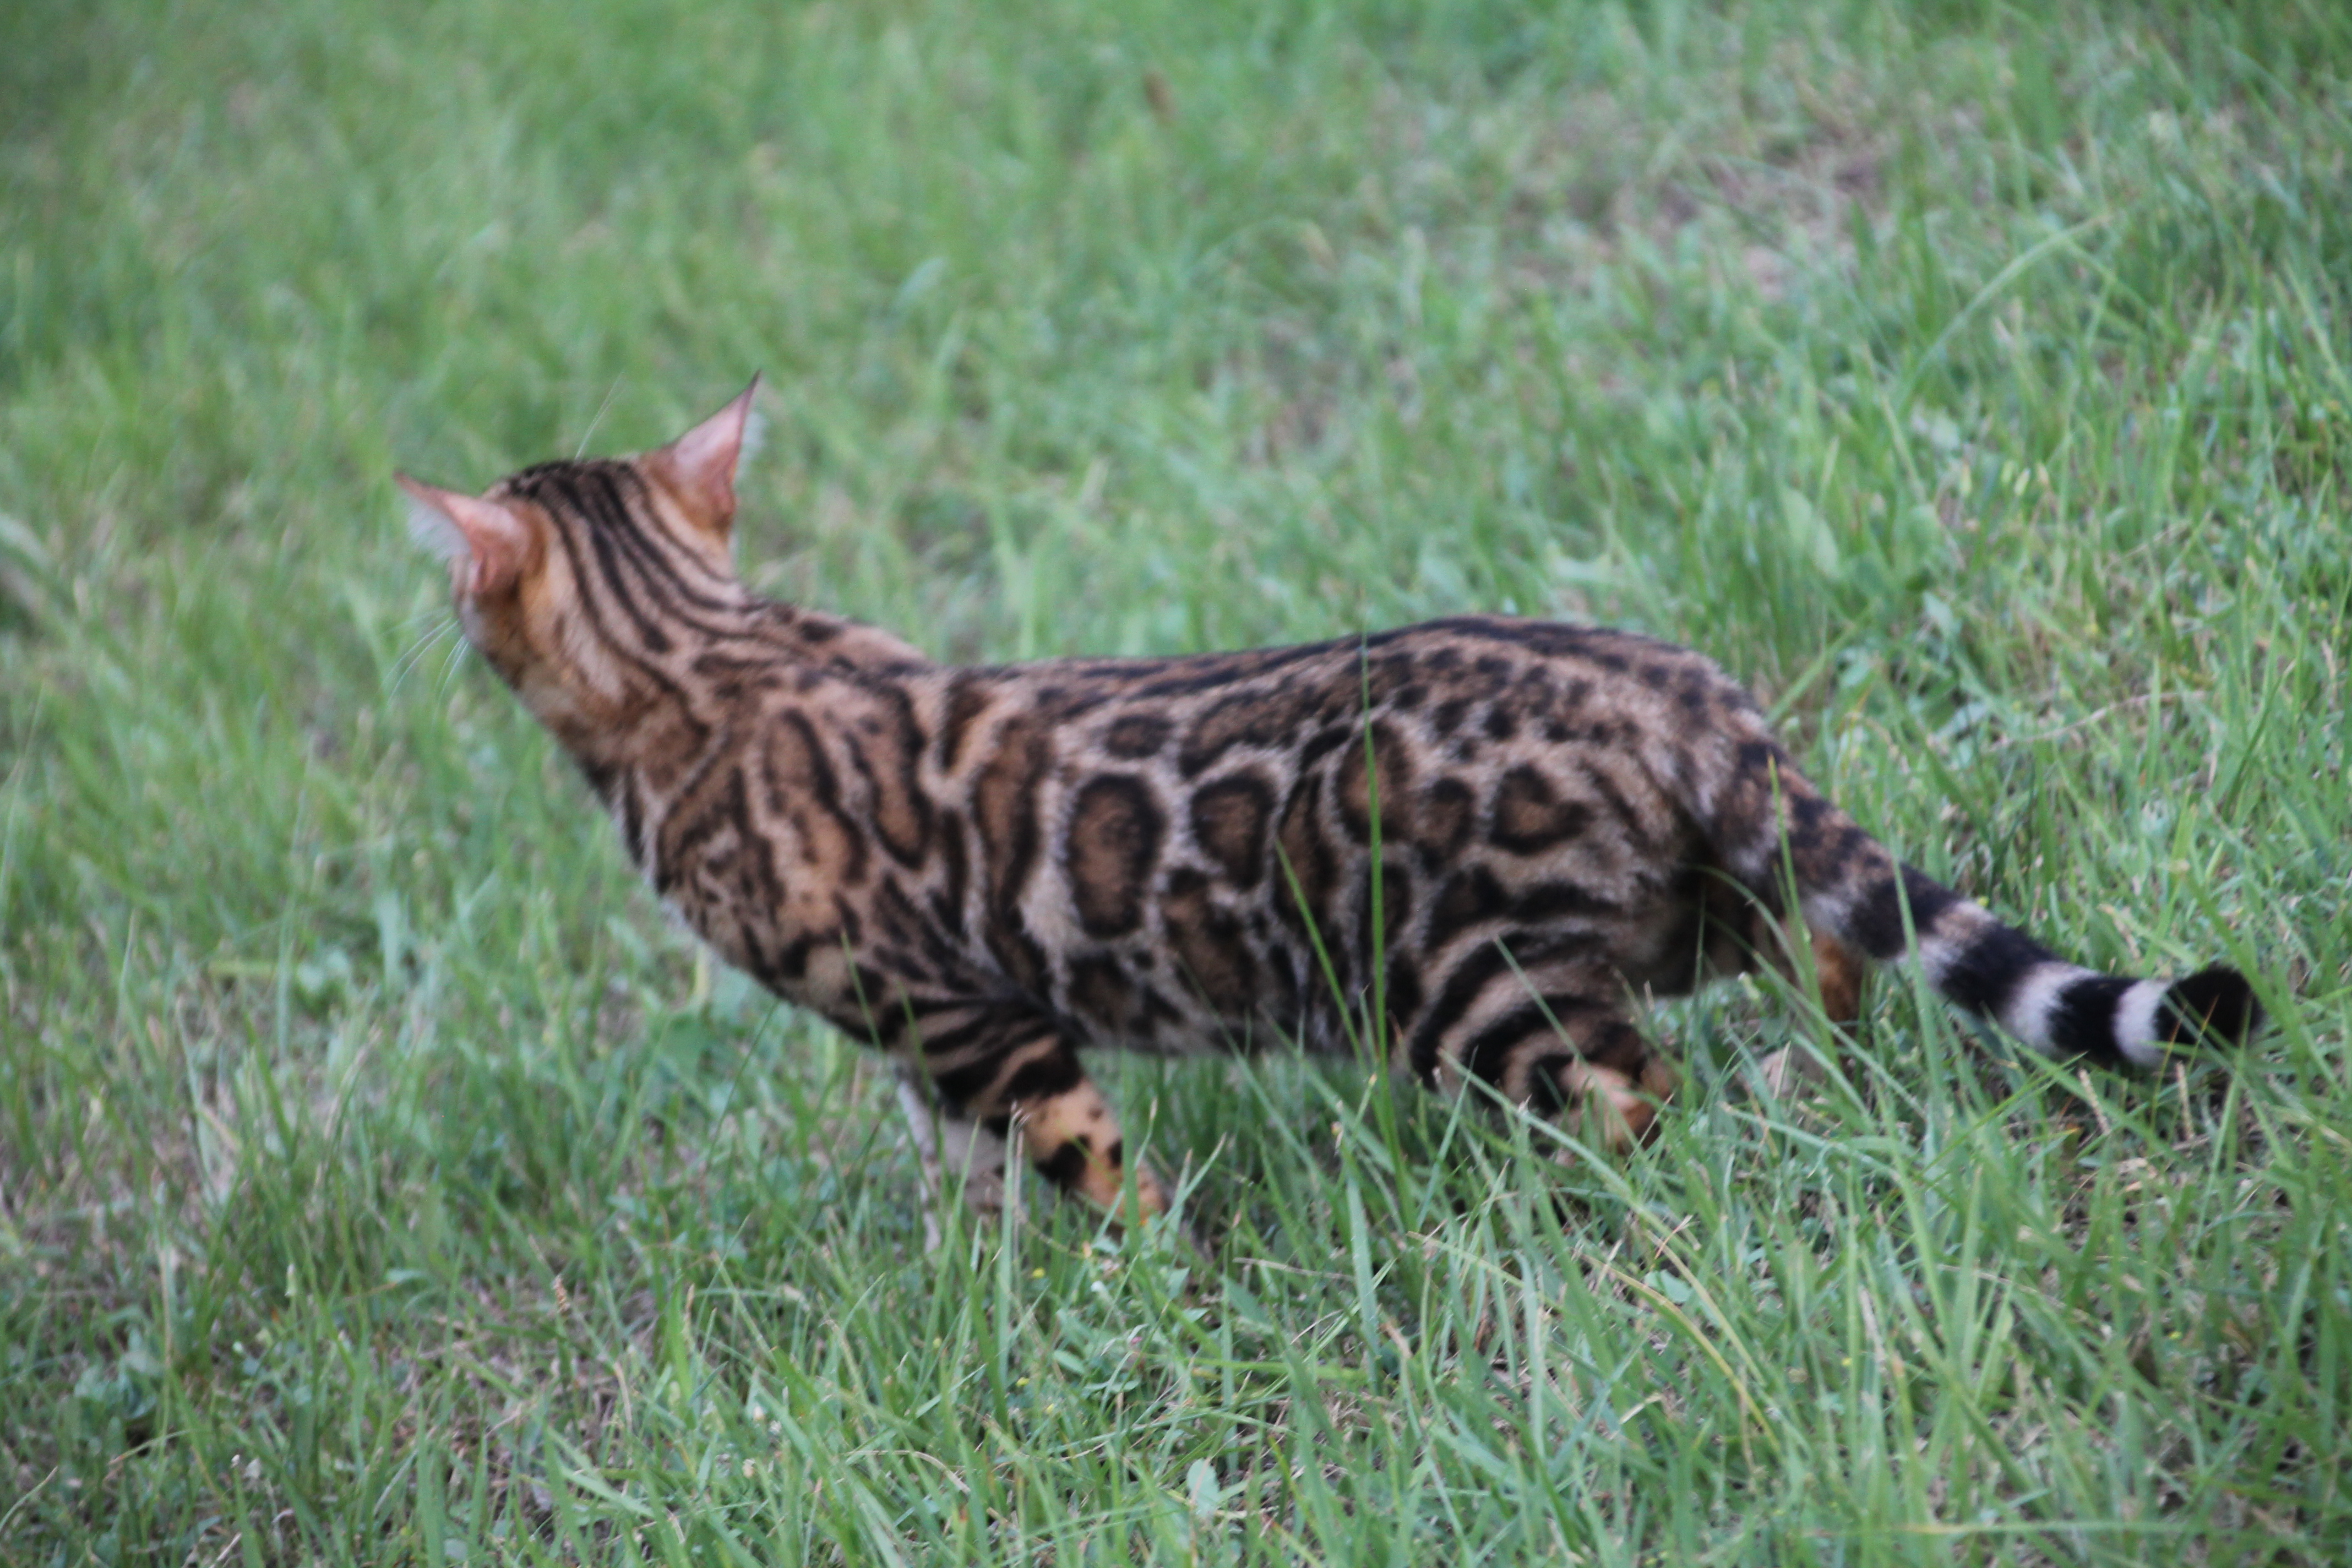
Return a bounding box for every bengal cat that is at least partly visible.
[398,384,2259,1227]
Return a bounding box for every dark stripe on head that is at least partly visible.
[582,467,745,632]
[587,468,733,605]
[536,480,680,674]
[527,465,746,650]
[533,470,673,653]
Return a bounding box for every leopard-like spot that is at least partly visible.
[1490,764,1592,854]
[854,687,932,867]
[1335,720,1415,846]
[1273,768,1341,955]
[1065,774,1166,938]
[1103,713,1174,759]
[1164,868,1261,1014]
[1178,682,1315,776]
[1066,952,1140,1032]
[972,716,1050,988]
[1190,771,1275,888]
[1419,775,1476,860]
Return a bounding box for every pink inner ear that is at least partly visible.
[663,379,760,525]
[395,473,531,595]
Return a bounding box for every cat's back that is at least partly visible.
[913,614,1744,851]
[797,616,1749,1051]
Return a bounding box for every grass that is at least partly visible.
[4,0,2350,1560]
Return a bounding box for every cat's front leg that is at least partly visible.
[1756,926,1869,1098]
[915,1008,1170,1226]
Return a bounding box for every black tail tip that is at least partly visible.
[2157,966,2262,1046]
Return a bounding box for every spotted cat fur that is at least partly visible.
[399,385,2261,1224]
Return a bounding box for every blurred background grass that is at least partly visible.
[3,1,2349,1562]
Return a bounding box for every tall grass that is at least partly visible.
[3,0,2348,1561]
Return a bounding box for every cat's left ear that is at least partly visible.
[650,377,764,540]
[396,474,533,597]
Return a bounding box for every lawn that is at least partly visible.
[4,0,2349,1561]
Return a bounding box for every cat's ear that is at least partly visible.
[396,474,532,596]
[651,377,763,538]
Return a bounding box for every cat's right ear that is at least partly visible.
[649,377,763,542]
[396,475,532,597]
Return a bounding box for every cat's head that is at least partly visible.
[396,382,761,736]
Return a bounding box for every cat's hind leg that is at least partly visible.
[1809,927,1867,1026]
[1756,927,1868,1097]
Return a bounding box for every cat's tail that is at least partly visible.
[1713,747,2261,1069]
[1811,858,2259,1068]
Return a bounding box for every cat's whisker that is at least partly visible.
[431,629,471,699]
[575,377,624,459]
[386,616,460,696]
[385,598,460,628]
[384,604,462,639]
